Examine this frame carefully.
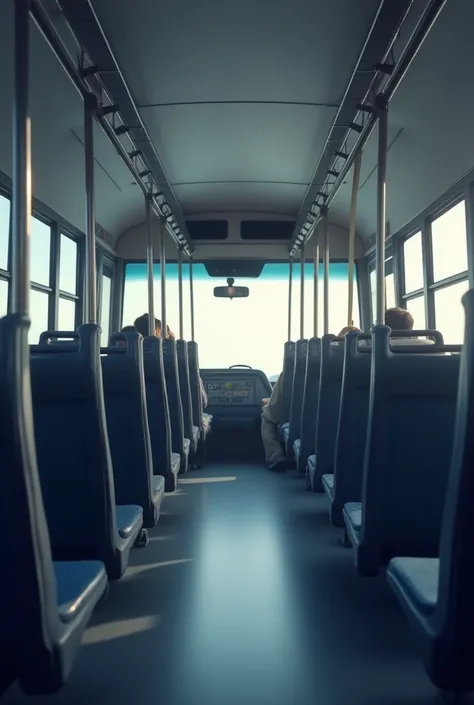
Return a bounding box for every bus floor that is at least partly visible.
[4,464,465,705]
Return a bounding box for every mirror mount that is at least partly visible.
[213,277,249,300]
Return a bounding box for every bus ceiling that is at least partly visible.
[12,0,447,259]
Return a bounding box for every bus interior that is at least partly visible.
[2,0,474,703]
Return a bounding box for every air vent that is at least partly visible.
[185,220,228,240]
[240,221,296,240]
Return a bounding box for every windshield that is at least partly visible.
[123,262,359,377]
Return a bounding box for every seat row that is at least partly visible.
[0,314,212,696]
[278,293,474,695]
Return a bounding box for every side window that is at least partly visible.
[431,200,469,343]
[100,270,112,346]
[0,193,9,272]
[369,257,396,323]
[403,231,423,294]
[29,215,52,343]
[58,234,78,331]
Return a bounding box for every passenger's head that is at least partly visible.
[384,307,414,331]
[114,325,136,347]
[338,325,361,337]
[134,313,161,337]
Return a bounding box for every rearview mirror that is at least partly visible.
[213,277,249,299]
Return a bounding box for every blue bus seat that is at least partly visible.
[281,422,290,445]
[286,339,308,458]
[101,334,164,527]
[328,332,371,526]
[308,335,345,492]
[142,336,177,492]
[321,473,334,497]
[343,501,362,544]
[177,340,198,455]
[293,438,301,463]
[344,325,460,577]
[115,505,143,539]
[171,452,181,476]
[162,339,188,474]
[30,325,143,580]
[188,341,212,439]
[0,314,107,695]
[297,337,321,475]
[386,291,474,693]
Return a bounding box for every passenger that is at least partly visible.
[384,307,433,345]
[134,313,209,425]
[262,326,359,472]
[113,324,136,346]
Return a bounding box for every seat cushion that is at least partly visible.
[322,473,334,499]
[307,454,316,472]
[293,438,301,460]
[343,501,362,532]
[115,505,143,539]
[171,452,181,475]
[283,426,290,442]
[203,412,213,425]
[183,438,190,456]
[192,425,200,446]
[387,557,439,617]
[55,561,107,624]
[153,475,165,496]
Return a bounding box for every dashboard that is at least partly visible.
[205,379,255,405]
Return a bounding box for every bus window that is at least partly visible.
[30,216,51,287]
[434,280,469,344]
[100,273,112,346]
[432,201,468,282]
[385,273,396,309]
[59,234,77,294]
[0,193,9,272]
[123,262,359,378]
[0,279,7,316]
[58,297,76,331]
[369,257,395,323]
[406,295,426,329]
[29,288,49,344]
[403,231,423,294]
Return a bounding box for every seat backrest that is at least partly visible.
[29,324,118,556]
[0,314,60,691]
[298,337,321,472]
[332,332,372,509]
[438,290,474,648]
[100,334,153,506]
[280,341,295,423]
[188,341,204,425]
[176,340,194,439]
[161,339,185,455]
[362,325,461,560]
[313,335,345,487]
[142,336,173,479]
[288,339,308,445]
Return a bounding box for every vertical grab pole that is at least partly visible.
[287,256,293,341]
[178,248,184,339]
[313,234,319,337]
[375,95,388,325]
[347,150,362,326]
[12,0,31,315]
[159,219,167,337]
[84,92,97,323]
[300,244,305,339]
[321,207,330,334]
[145,193,155,335]
[189,257,195,342]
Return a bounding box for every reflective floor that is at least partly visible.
[4,465,466,704]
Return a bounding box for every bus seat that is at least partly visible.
[0,314,107,695]
[293,438,301,463]
[328,332,371,527]
[188,341,212,438]
[308,335,344,492]
[386,291,474,693]
[142,336,177,492]
[171,452,181,476]
[279,341,295,438]
[115,505,143,539]
[162,339,188,475]
[344,325,461,577]
[30,324,143,580]
[177,340,198,454]
[321,473,334,497]
[286,339,308,458]
[296,337,321,474]
[101,335,164,527]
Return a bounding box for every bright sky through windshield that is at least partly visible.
[123,262,359,377]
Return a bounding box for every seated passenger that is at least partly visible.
[384,307,434,345]
[113,325,137,346]
[134,313,209,425]
[261,326,359,472]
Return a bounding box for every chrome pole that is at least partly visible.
[12,0,31,316]
[313,234,319,337]
[375,95,388,325]
[178,248,183,339]
[321,208,330,334]
[347,150,362,326]
[159,219,167,337]
[300,244,305,339]
[145,193,155,335]
[189,257,195,342]
[287,257,293,341]
[84,93,97,323]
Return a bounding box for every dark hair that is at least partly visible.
[384,307,414,331]
[133,313,161,337]
[121,325,136,333]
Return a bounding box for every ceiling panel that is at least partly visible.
[175,182,306,215]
